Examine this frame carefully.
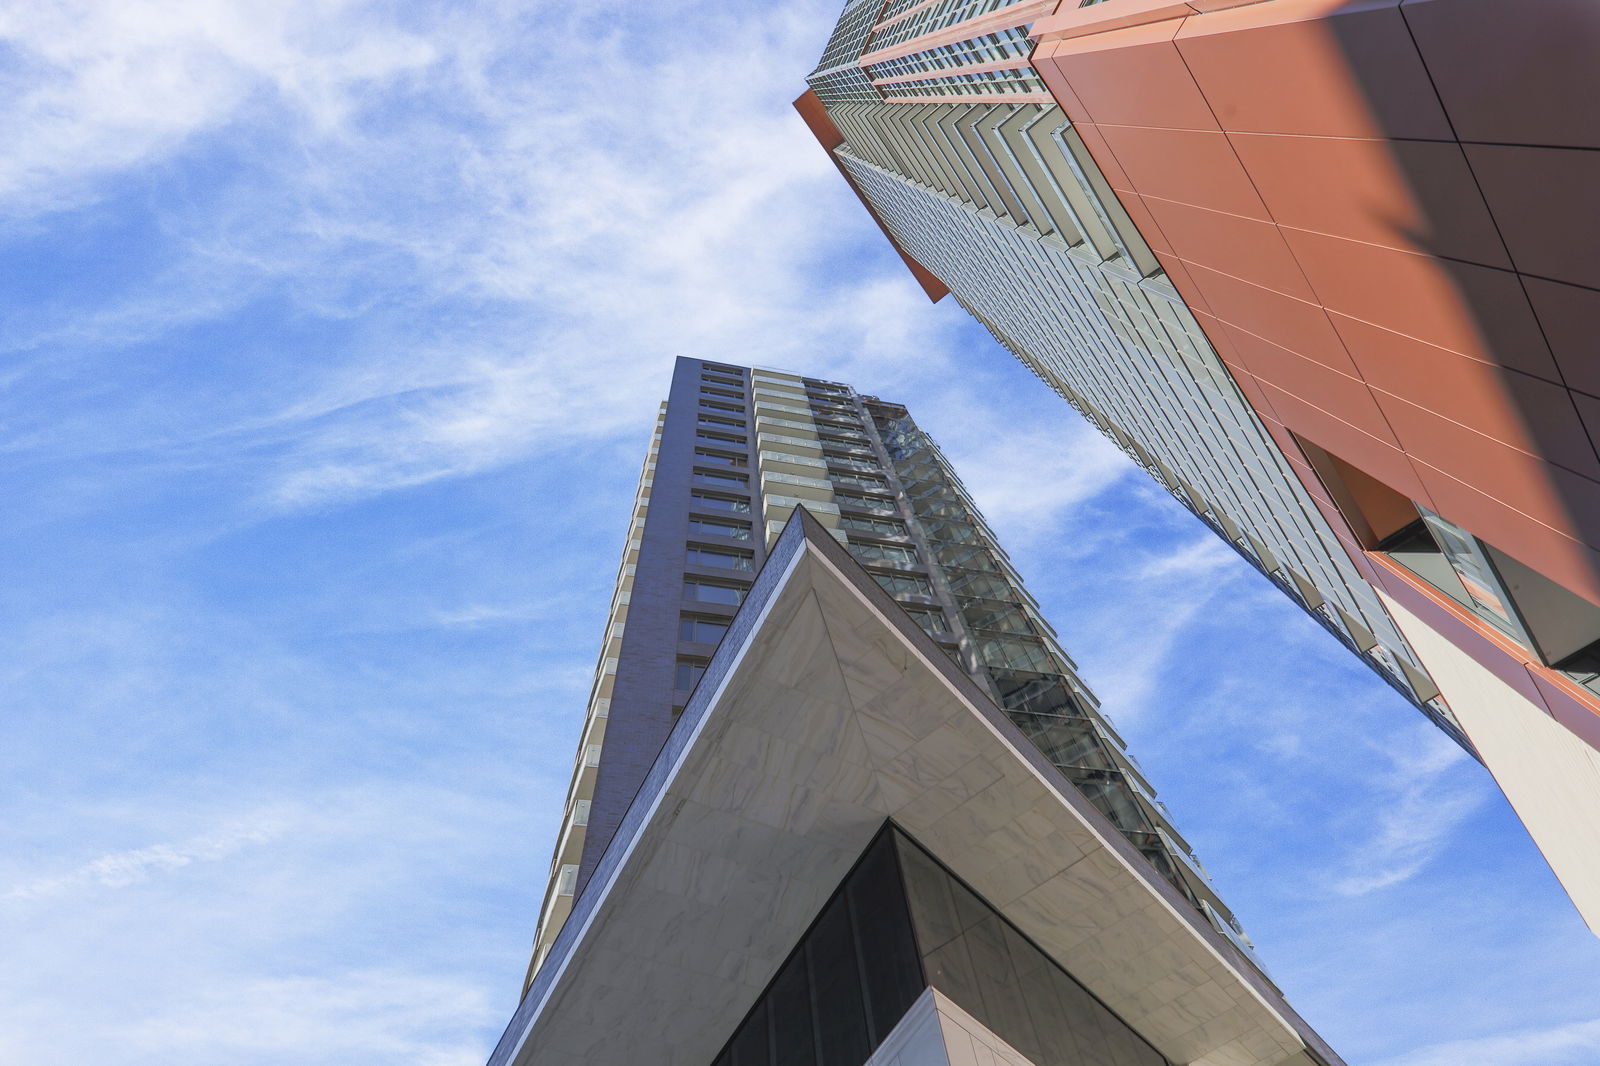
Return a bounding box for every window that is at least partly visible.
[819,433,869,450]
[702,374,743,389]
[830,470,887,491]
[697,431,746,446]
[701,399,743,413]
[849,541,917,565]
[695,449,745,467]
[871,571,933,598]
[680,615,730,643]
[834,490,897,513]
[684,579,745,605]
[702,362,743,375]
[903,606,947,636]
[699,414,744,428]
[675,658,708,691]
[690,516,751,540]
[687,546,754,570]
[695,469,747,487]
[840,513,906,536]
[827,453,880,473]
[691,491,750,513]
[702,386,742,400]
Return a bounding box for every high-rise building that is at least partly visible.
[487,357,1342,1066]
[797,0,1600,934]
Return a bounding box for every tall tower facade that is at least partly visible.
[530,357,1245,976]
[496,358,1341,1066]
[797,0,1600,933]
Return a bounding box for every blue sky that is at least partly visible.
[3,2,1599,1064]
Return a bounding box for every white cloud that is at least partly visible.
[4,0,961,513]
[1373,1018,1600,1066]
[123,970,495,1066]
[1331,728,1484,896]
[3,813,288,901]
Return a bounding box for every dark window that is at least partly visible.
[690,517,751,540]
[903,607,947,636]
[849,541,917,565]
[703,386,742,400]
[698,431,746,446]
[692,492,751,513]
[834,490,898,514]
[674,658,708,691]
[687,546,754,571]
[871,571,933,598]
[696,470,748,487]
[701,399,744,413]
[695,449,746,467]
[700,414,745,428]
[830,471,887,491]
[679,616,730,643]
[840,513,907,536]
[702,374,744,389]
[684,579,745,605]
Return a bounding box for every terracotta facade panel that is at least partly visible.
[1225,132,1508,266]
[1465,143,1600,293]
[1222,325,1397,442]
[1092,125,1269,221]
[1381,395,1600,525]
[1332,314,1592,473]
[1524,277,1600,400]
[1181,262,1361,376]
[1033,21,1220,131]
[1256,379,1430,505]
[1112,191,1175,258]
[1402,0,1600,150]
[1141,195,1315,299]
[1173,0,1452,140]
[1071,120,1134,193]
[1278,227,1549,368]
[1157,254,1216,318]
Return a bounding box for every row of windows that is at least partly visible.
[830,470,887,491]
[835,489,898,513]
[702,372,743,390]
[680,615,730,644]
[695,448,745,468]
[695,473,748,495]
[702,398,744,414]
[699,413,744,429]
[871,571,933,598]
[848,540,917,565]
[692,491,750,513]
[689,516,751,540]
[697,430,746,447]
[840,513,906,536]
[684,577,747,606]
[687,545,753,571]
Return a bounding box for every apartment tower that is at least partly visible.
[486,358,1341,1066]
[798,0,1600,933]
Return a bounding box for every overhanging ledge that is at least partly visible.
[488,511,1341,1066]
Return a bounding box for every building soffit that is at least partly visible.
[487,511,1340,1066]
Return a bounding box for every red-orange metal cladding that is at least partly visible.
[793,90,949,303]
[1031,0,1600,740]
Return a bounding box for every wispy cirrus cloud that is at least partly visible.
[1372,1018,1600,1066]
[1330,730,1484,897]
[3,814,289,901]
